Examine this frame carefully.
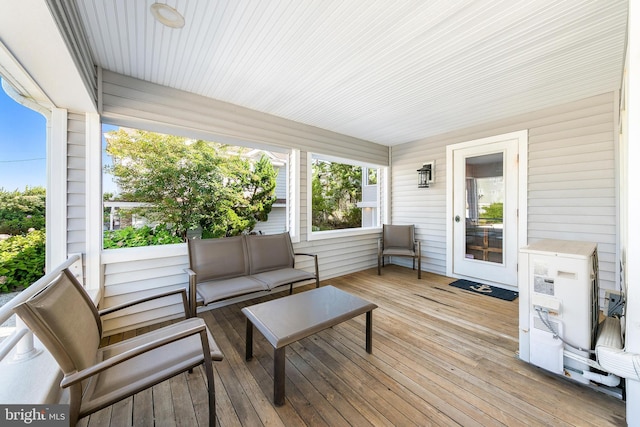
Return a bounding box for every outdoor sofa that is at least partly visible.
[186,232,319,316]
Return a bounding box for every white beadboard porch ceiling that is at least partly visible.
[75,0,628,146]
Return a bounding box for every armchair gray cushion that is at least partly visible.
[378,224,421,279]
[14,269,222,427]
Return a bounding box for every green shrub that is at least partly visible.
[0,187,46,235]
[103,225,183,249]
[0,230,46,293]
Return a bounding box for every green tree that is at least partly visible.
[0,186,46,235]
[481,202,503,223]
[200,154,277,237]
[105,129,277,240]
[311,159,362,230]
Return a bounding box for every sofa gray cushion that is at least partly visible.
[188,235,249,281]
[252,267,317,289]
[197,276,268,305]
[246,232,294,274]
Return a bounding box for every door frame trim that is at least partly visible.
[445,130,528,289]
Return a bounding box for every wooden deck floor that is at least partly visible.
[82,266,626,426]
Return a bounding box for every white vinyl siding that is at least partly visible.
[254,207,287,235]
[66,112,86,256]
[392,92,618,307]
[100,245,189,334]
[100,71,388,165]
[275,166,286,200]
[98,71,388,334]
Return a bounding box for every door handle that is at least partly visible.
[455,215,461,223]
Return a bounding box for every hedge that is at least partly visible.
[0,230,46,293]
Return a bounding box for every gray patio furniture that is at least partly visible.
[13,268,223,427]
[378,224,422,279]
[242,285,377,405]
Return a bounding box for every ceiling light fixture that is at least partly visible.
[150,3,185,28]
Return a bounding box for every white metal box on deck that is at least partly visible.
[518,239,599,383]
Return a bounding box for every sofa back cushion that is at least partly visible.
[188,236,249,281]
[246,232,295,274]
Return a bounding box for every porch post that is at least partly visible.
[85,113,102,292]
[624,0,640,425]
[47,108,68,271]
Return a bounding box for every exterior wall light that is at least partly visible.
[417,162,434,188]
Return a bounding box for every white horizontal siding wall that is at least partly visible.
[100,245,190,334]
[254,207,287,235]
[99,71,388,334]
[100,71,388,165]
[275,166,286,199]
[392,92,618,307]
[66,113,86,257]
[253,166,288,234]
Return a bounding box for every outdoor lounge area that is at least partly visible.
[80,267,625,427]
[0,1,639,426]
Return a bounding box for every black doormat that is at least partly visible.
[449,279,518,301]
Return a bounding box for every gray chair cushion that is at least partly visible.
[196,276,269,305]
[252,268,317,289]
[188,236,249,281]
[83,319,222,415]
[14,268,222,426]
[246,232,294,274]
[382,247,416,257]
[382,224,415,253]
[378,224,421,279]
[13,270,102,373]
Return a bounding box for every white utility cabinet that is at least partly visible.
[518,239,599,383]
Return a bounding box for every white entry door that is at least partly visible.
[447,132,524,287]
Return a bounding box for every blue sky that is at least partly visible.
[0,84,120,194]
[0,85,47,191]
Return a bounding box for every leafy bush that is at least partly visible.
[0,187,46,235]
[0,230,46,293]
[480,202,503,224]
[103,225,183,249]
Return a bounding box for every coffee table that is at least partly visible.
[241,285,377,405]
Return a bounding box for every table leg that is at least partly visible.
[246,319,253,361]
[366,310,373,353]
[274,347,286,406]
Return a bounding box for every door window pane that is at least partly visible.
[465,153,504,264]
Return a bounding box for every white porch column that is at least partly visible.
[85,113,102,292]
[625,0,640,425]
[47,107,68,271]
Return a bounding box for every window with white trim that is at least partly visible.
[308,153,385,236]
[101,124,293,248]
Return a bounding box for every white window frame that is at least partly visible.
[306,152,386,241]
[99,121,297,248]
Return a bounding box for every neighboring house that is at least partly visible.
[0,1,638,424]
[357,167,381,228]
[247,149,289,235]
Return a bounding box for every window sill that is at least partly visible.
[101,242,188,264]
[307,227,382,241]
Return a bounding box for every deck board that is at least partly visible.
[85,266,626,426]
